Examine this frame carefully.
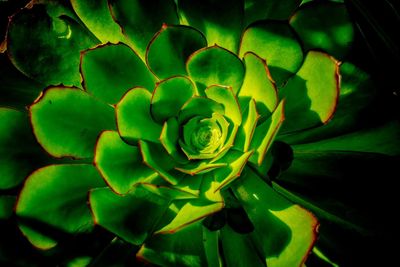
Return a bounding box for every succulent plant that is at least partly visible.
[0,0,399,266]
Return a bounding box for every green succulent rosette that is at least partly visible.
[0,0,399,266]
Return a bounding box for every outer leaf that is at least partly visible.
[30,86,116,159]
[108,0,178,59]
[116,88,162,144]
[202,227,222,267]
[0,108,49,189]
[0,53,44,108]
[187,46,245,95]
[239,21,303,86]
[71,0,126,43]
[244,0,302,26]
[239,52,278,118]
[220,225,265,267]
[250,100,285,166]
[6,3,98,87]
[147,25,207,79]
[89,186,169,245]
[292,121,400,156]
[278,62,376,144]
[155,199,224,234]
[81,43,155,104]
[177,0,244,52]
[16,164,106,249]
[94,131,157,195]
[232,168,318,267]
[151,76,196,123]
[137,221,207,267]
[0,196,15,220]
[205,85,242,125]
[290,1,354,59]
[279,51,339,134]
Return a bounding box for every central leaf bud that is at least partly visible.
[192,123,222,152]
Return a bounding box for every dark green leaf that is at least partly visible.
[0,108,49,189]
[147,25,207,79]
[109,0,178,59]
[7,4,98,87]
[137,221,207,267]
[177,0,244,52]
[81,43,155,104]
[290,1,354,59]
[89,186,169,245]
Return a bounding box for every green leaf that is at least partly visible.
[205,85,242,125]
[155,199,224,234]
[71,0,127,43]
[250,100,285,166]
[6,3,98,87]
[220,225,265,267]
[292,121,400,156]
[232,168,318,267]
[290,1,354,59]
[140,182,198,200]
[244,0,302,26]
[108,0,178,59]
[116,88,162,144]
[234,99,259,152]
[81,43,155,104]
[137,221,207,267]
[147,25,207,79]
[15,164,106,249]
[139,140,180,185]
[94,130,157,195]
[177,0,244,52]
[279,62,376,144]
[89,186,169,245]
[0,108,49,189]
[239,52,278,119]
[151,76,197,123]
[187,46,245,95]
[239,21,303,86]
[30,86,116,159]
[160,117,189,164]
[0,196,15,220]
[0,53,45,108]
[213,150,254,191]
[175,161,227,176]
[178,97,224,123]
[202,227,222,267]
[278,51,339,134]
